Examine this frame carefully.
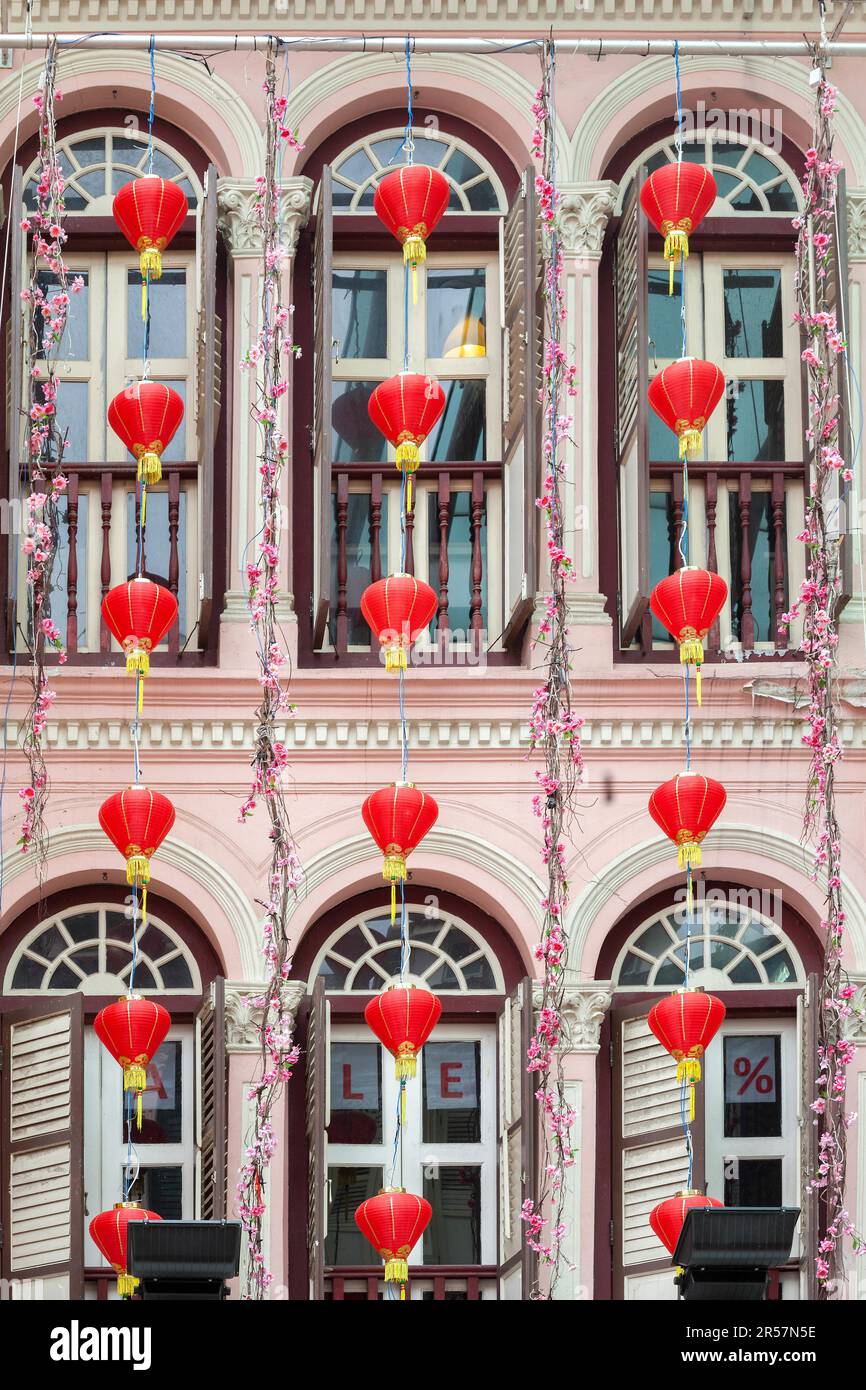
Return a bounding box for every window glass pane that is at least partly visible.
[459,956,496,989]
[764,949,796,984]
[127,1166,183,1220]
[338,148,376,184]
[328,1042,382,1144]
[159,379,187,461]
[428,379,485,461]
[65,944,99,976]
[128,269,187,358]
[744,152,782,185]
[427,489,486,637]
[105,910,133,941]
[37,380,88,463]
[149,152,182,180]
[713,171,744,199]
[124,1040,183,1144]
[70,137,106,168]
[723,270,782,357]
[714,143,748,169]
[766,183,797,213]
[332,270,387,359]
[330,491,388,645]
[104,943,132,977]
[730,185,763,212]
[50,962,84,988]
[727,490,786,644]
[726,379,785,462]
[723,1034,782,1138]
[724,1157,783,1208]
[318,956,350,990]
[332,380,388,462]
[618,952,653,987]
[158,954,193,988]
[423,1042,480,1143]
[648,270,682,360]
[443,149,482,183]
[45,492,88,649]
[36,271,89,359]
[12,956,46,989]
[370,138,406,167]
[649,410,680,462]
[126,491,187,641]
[27,925,68,960]
[423,1167,481,1264]
[649,491,676,642]
[728,956,761,984]
[635,921,675,957]
[464,181,499,212]
[63,911,102,943]
[325,1166,383,1265]
[427,269,486,359]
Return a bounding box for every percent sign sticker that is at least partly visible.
[724,1036,777,1104]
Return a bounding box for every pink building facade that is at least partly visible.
[0,1,865,1301]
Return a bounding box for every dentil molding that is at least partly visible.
[224,979,307,1053]
[217,176,313,258]
[557,182,618,260]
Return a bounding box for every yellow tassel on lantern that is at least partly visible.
[407,474,413,515]
[403,236,426,305]
[400,1081,407,1125]
[139,246,162,281]
[384,1257,409,1284]
[137,450,162,485]
[125,644,150,678]
[677,840,703,870]
[384,643,408,673]
[126,854,151,886]
[676,1056,702,1086]
[383,852,406,924]
[679,637,705,706]
[678,428,703,459]
[663,227,690,294]
[395,1043,417,1081]
[396,440,419,471]
[117,1271,140,1299]
[123,1061,148,1094]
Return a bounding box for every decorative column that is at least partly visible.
[216,175,312,663]
[841,187,866,651]
[549,181,618,649]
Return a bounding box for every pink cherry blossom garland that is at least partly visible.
[18,43,78,872]
[521,44,585,1298]
[785,75,865,1293]
[235,47,304,1299]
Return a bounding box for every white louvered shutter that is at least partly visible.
[612,1005,704,1299]
[1,995,84,1299]
[497,978,535,1299]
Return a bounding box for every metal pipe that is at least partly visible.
[0,34,864,57]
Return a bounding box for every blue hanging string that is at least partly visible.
[403,38,414,164]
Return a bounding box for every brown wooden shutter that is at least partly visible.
[312,168,333,650]
[497,977,536,1298]
[611,1001,705,1298]
[501,170,541,649]
[195,976,227,1221]
[305,974,329,1299]
[614,169,650,650]
[0,994,84,1299]
[797,973,820,1300]
[196,164,220,649]
[5,164,23,652]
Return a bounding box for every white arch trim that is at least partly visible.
[568,822,866,976]
[570,55,866,184]
[0,823,262,980]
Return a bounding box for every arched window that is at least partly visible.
[5,902,201,994]
[617,132,801,216]
[310,903,504,993]
[612,893,805,990]
[328,126,506,213]
[23,128,201,214]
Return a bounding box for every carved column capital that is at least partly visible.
[216,175,313,258]
[843,975,866,1044]
[847,188,866,263]
[532,979,615,1053]
[224,979,307,1053]
[557,181,618,259]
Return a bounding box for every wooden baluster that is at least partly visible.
[365,1276,378,1301]
[369,472,382,583]
[738,471,755,651]
[469,471,485,645]
[437,471,450,641]
[467,1274,480,1301]
[100,472,112,653]
[335,472,349,655]
[404,480,415,577]
[65,471,79,654]
[671,472,684,569]
[705,470,720,654]
[168,472,180,657]
[433,1275,445,1301]
[771,473,787,650]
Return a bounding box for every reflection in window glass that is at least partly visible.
[123,1040,183,1144]
[423,1042,480,1144]
[727,490,786,644]
[649,491,676,642]
[36,272,89,360]
[724,1034,782,1138]
[725,1157,783,1208]
[37,379,89,463]
[332,270,388,359]
[423,1167,481,1264]
[427,269,486,359]
[127,1166,183,1220]
[45,492,87,649]
[428,379,485,461]
[649,410,680,462]
[723,270,782,357]
[617,952,653,987]
[428,490,486,636]
[648,270,682,360]
[330,492,388,645]
[328,1042,382,1145]
[727,379,784,462]
[126,491,187,641]
[127,269,187,358]
[332,380,388,463]
[326,1166,383,1266]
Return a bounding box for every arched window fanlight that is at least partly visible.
[310,904,504,993]
[328,127,506,214]
[618,133,801,216]
[613,894,804,990]
[22,129,201,216]
[5,904,200,994]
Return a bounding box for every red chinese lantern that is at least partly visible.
[640,163,717,292]
[368,373,446,510]
[102,577,178,680]
[361,573,438,672]
[95,995,171,1127]
[649,567,728,704]
[365,985,442,1080]
[649,1190,724,1256]
[648,987,726,1087]
[648,772,726,869]
[648,357,724,460]
[89,1202,162,1297]
[113,175,188,281]
[98,786,176,885]
[362,784,439,920]
[108,380,185,485]
[355,1188,432,1290]
[374,164,450,286]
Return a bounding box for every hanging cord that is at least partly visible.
[402,37,414,164]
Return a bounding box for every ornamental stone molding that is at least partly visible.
[557,182,618,260]
[844,976,866,1045]
[532,979,614,1053]
[848,189,866,263]
[224,979,307,1053]
[217,176,313,258]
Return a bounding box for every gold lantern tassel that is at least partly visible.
[663,227,689,295]
[385,642,407,673]
[117,1272,140,1299]
[400,1080,407,1125]
[678,428,702,460]
[126,854,150,886]
[403,236,425,305]
[390,879,396,924]
[139,246,162,281]
[407,474,413,515]
[679,638,704,706]
[676,1056,702,1087]
[395,1043,417,1082]
[677,841,702,871]
[137,450,162,485]
[384,1257,409,1284]
[126,644,150,678]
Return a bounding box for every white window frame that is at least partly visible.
[328,127,507,216]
